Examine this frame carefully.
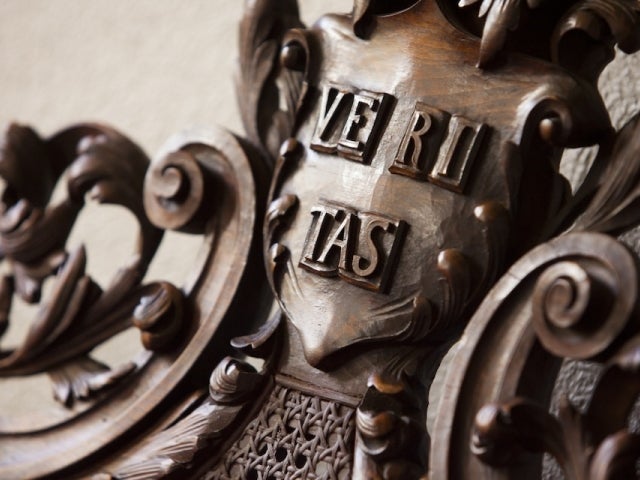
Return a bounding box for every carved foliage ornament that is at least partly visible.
[0,124,180,394]
[2,1,640,480]
[0,120,267,479]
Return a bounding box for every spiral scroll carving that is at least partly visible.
[143,148,208,233]
[534,262,593,330]
[531,238,638,360]
[431,232,640,478]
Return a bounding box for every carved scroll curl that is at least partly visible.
[143,150,208,233]
[531,237,638,360]
[431,232,640,478]
[133,281,184,352]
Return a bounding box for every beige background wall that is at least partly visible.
[0,1,350,150]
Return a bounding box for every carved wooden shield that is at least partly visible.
[266,1,611,369]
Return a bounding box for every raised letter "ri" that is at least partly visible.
[390,102,448,180]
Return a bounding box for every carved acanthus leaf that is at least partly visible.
[459,0,530,67]
[48,356,136,407]
[473,395,640,479]
[0,123,184,378]
[584,335,640,443]
[572,113,640,235]
[437,249,472,329]
[237,0,304,163]
[67,128,164,269]
[554,0,640,76]
[107,400,243,480]
[0,246,94,369]
[10,250,67,304]
[459,0,640,72]
[100,357,268,480]
[473,201,511,297]
[0,199,79,267]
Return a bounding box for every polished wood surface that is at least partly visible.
[0,1,639,479]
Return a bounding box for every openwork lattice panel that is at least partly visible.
[204,384,355,480]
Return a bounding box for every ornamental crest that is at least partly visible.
[265,0,610,367]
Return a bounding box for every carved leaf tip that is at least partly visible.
[238,0,303,161]
[609,335,640,372]
[49,356,136,407]
[574,113,640,235]
[0,123,54,208]
[477,0,522,68]
[209,356,264,404]
[353,0,372,38]
[230,310,282,358]
[590,431,640,480]
[132,281,184,352]
[459,0,568,68]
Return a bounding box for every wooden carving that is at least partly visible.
[2,1,640,479]
[0,124,173,389]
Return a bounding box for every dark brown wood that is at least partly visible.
[1,1,640,479]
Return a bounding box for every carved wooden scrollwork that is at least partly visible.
[0,123,174,388]
[432,231,640,479]
[3,1,640,479]
[0,121,269,478]
[469,243,640,479]
[96,356,270,480]
[432,108,640,480]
